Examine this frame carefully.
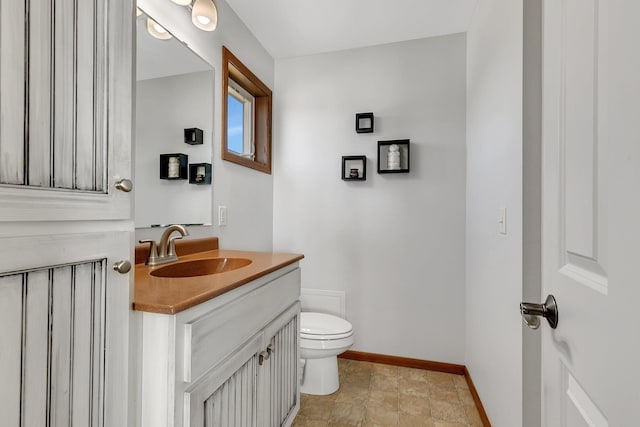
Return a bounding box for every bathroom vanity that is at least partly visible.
[134,238,303,427]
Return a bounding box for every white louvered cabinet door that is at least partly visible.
[0,0,132,221]
[185,334,262,427]
[0,232,131,427]
[258,303,300,427]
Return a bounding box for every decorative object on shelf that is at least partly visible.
[184,128,204,145]
[189,163,212,184]
[377,140,410,173]
[342,156,367,181]
[160,153,188,180]
[355,112,374,133]
[170,0,218,32]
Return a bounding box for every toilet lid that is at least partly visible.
[300,312,353,336]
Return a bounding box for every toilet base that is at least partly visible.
[300,356,339,395]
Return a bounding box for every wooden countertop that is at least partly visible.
[134,242,303,314]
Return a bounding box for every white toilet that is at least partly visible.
[299,311,354,395]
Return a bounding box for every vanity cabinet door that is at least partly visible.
[185,334,262,427]
[258,303,300,427]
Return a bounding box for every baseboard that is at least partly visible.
[339,350,465,375]
[338,351,491,427]
[464,367,491,427]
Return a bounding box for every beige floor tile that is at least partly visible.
[293,415,330,427]
[427,372,457,389]
[399,394,431,417]
[464,403,484,427]
[399,414,436,427]
[456,387,475,406]
[368,390,399,412]
[371,374,399,393]
[399,377,430,397]
[433,422,467,427]
[365,405,399,426]
[429,386,460,402]
[452,374,468,390]
[430,400,468,424]
[328,402,366,426]
[343,371,372,389]
[299,398,335,421]
[399,367,429,382]
[371,363,399,377]
[335,384,370,405]
[296,360,486,427]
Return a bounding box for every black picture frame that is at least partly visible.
[342,156,367,181]
[377,140,410,174]
[355,112,374,133]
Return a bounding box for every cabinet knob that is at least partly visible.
[113,260,132,274]
[258,350,270,366]
[115,178,133,192]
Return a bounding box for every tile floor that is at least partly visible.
[293,358,484,427]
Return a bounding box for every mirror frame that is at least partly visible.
[221,46,272,174]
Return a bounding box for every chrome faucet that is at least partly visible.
[139,224,189,266]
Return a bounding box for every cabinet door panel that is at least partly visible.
[0,0,131,220]
[186,334,261,427]
[0,232,130,427]
[261,303,300,427]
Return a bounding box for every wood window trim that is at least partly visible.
[222,46,272,174]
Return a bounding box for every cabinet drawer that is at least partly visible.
[184,268,300,383]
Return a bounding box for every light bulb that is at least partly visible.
[192,0,217,31]
[197,15,211,25]
[146,18,172,40]
[171,0,192,5]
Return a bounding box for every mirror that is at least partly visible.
[222,46,272,174]
[135,10,214,228]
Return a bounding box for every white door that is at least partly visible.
[0,0,133,425]
[541,0,640,425]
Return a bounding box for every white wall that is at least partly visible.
[135,71,213,228]
[465,0,523,425]
[136,0,274,250]
[273,35,467,364]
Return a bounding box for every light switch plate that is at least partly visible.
[218,206,227,226]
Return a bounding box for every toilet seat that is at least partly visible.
[300,312,353,340]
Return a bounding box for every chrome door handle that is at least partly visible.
[520,294,558,330]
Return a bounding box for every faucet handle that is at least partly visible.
[139,239,159,265]
[167,235,184,257]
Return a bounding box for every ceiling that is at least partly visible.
[225,0,478,59]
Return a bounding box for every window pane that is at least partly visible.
[227,93,244,154]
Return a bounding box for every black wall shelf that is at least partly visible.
[189,163,212,185]
[160,153,188,180]
[184,128,204,145]
[377,140,410,174]
[342,156,367,181]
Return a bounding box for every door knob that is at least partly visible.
[114,178,133,192]
[520,294,558,330]
[113,260,132,274]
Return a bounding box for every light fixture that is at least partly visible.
[146,18,172,40]
[171,0,192,4]
[136,7,142,16]
[191,0,218,32]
